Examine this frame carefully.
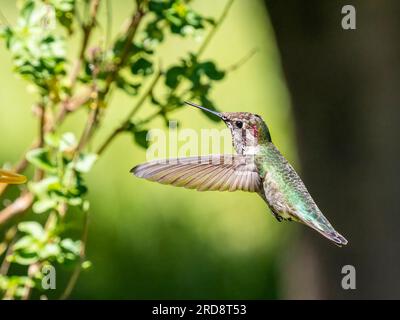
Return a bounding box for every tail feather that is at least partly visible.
[303,219,348,247]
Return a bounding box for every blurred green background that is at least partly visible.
[3,0,400,300]
[0,0,299,299]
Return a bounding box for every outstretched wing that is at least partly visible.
[131,155,261,192]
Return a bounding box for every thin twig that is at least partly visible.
[69,0,101,89]
[197,0,235,58]
[21,262,40,300]
[103,7,145,95]
[105,0,112,48]
[55,0,101,125]
[0,227,17,276]
[76,99,100,152]
[60,210,90,300]
[77,6,146,152]
[97,70,163,155]
[0,8,10,26]
[38,103,46,147]
[33,101,47,182]
[127,71,163,120]
[0,192,34,226]
[226,48,258,72]
[0,242,14,277]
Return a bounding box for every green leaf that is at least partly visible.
[0,275,34,289]
[166,94,182,108]
[52,0,75,33]
[29,176,61,196]
[62,166,88,197]
[59,132,77,152]
[133,130,150,149]
[116,77,141,96]
[32,198,57,214]
[60,238,81,256]
[13,236,37,252]
[112,37,127,57]
[144,20,164,42]
[166,12,184,27]
[26,148,57,173]
[165,66,185,89]
[186,11,202,27]
[9,253,39,266]
[82,200,90,212]
[150,91,162,106]
[201,61,225,80]
[15,287,28,298]
[148,0,171,14]
[131,57,153,76]
[74,153,98,173]
[0,26,13,49]
[67,197,83,206]
[39,243,61,259]
[21,0,35,21]
[44,132,61,148]
[18,222,45,239]
[81,260,92,270]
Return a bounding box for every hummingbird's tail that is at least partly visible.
[300,216,348,247]
[315,226,348,247]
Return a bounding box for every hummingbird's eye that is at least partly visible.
[235,121,243,129]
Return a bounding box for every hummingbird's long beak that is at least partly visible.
[184,101,224,120]
[0,169,27,185]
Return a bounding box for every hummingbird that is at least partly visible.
[0,169,27,184]
[131,101,348,246]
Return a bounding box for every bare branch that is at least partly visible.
[226,48,258,72]
[77,6,146,152]
[69,0,101,89]
[0,227,17,276]
[60,210,90,300]
[97,70,163,155]
[0,192,34,226]
[55,0,101,125]
[197,0,235,58]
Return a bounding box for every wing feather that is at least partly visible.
[197,166,228,191]
[132,155,261,193]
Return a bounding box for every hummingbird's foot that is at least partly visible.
[275,215,283,222]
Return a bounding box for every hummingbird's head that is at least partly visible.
[184,101,272,154]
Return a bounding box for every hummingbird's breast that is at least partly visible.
[243,145,261,155]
